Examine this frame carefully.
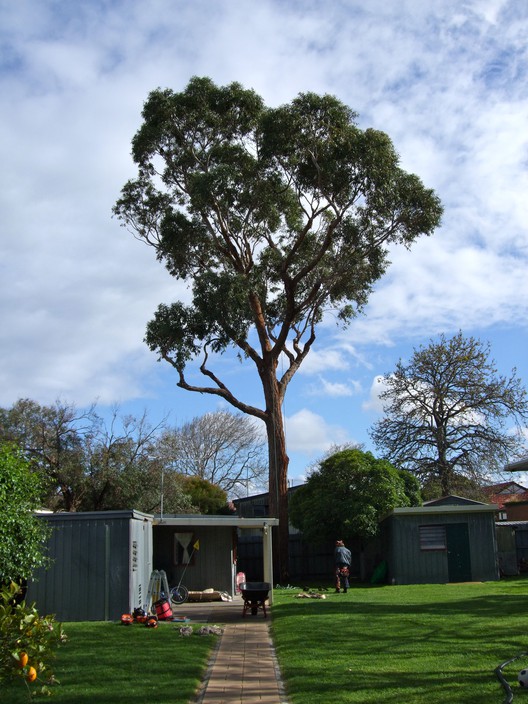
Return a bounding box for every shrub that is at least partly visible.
[0,442,51,582]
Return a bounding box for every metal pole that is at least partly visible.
[160,467,164,521]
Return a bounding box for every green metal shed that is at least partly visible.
[380,501,499,585]
[27,510,153,621]
[26,511,279,621]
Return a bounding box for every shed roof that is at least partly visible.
[382,503,498,520]
[423,494,487,506]
[37,509,153,522]
[36,510,279,529]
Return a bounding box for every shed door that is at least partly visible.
[446,523,472,582]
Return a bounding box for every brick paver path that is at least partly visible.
[184,596,288,703]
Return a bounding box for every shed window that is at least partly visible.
[419,525,446,551]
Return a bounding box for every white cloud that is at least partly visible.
[1,0,528,482]
[296,348,350,376]
[285,409,350,455]
[306,376,361,398]
[362,376,388,414]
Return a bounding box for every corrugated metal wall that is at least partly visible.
[153,524,235,594]
[383,512,499,585]
[27,511,152,621]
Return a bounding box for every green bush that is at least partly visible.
[0,582,66,697]
[0,442,51,582]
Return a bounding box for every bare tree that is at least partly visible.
[157,410,267,497]
[370,331,528,495]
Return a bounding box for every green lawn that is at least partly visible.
[2,620,216,703]
[271,578,528,703]
[4,580,528,703]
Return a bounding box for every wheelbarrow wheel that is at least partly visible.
[170,585,189,605]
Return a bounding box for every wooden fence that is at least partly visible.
[236,534,344,583]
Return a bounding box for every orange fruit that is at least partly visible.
[15,652,28,668]
[26,666,37,683]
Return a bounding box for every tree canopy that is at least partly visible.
[113,76,442,578]
[157,410,267,497]
[0,399,258,514]
[181,476,234,515]
[289,448,420,546]
[370,331,528,495]
[0,443,50,583]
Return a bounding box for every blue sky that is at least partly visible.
[1,0,528,487]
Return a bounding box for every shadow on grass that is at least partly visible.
[278,664,502,704]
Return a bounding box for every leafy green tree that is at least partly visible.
[370,331,528,495]
[289,448,420,549]
[0,399,95,512]
[0,444,50,583]
[181,476,233,514]
[113,76,443,578]
[80,408,173,513]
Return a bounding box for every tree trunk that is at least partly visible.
[266,412,290,583]
[261,364,290,583]
[437,435,452,496]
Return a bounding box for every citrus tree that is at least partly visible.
[0,446,65,695]
[0,581,66,697]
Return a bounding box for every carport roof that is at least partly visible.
[505,456,528,472]
[153,514,279,528]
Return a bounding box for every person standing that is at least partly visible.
[334,540,351,593]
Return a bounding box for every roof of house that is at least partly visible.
[484,481,528,494]
[482,482,528,509]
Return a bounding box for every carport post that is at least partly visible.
[262,522,273,605]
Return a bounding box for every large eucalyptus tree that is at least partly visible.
[114,76,442,578]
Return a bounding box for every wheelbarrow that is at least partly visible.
[239,582,271,618]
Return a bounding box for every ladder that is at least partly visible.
[146,570,170,611]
